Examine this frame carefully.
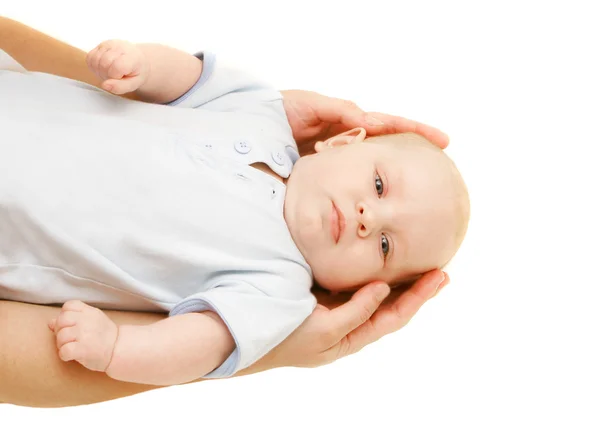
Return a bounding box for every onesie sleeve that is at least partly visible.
[165,51,285,117]
[169,281,316,378]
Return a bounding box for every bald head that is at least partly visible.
[366,133,470,280]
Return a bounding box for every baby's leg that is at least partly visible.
[0,300,166,407]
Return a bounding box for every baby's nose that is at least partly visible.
[356,203,377,238]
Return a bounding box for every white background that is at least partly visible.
[2,1,599,442]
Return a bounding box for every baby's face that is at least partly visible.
[284,135,463,292]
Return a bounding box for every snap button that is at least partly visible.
[285,145,300,163]
[271,149,286,166]
[234,140,252,154]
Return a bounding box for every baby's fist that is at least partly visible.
[48,300,118,372]
[86,39,149,95]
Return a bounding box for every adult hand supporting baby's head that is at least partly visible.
[281,90,450,156]
[247,269,449,373]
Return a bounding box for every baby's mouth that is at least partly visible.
[331,201,346,244]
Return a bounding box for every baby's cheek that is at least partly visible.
[311,260,366,293]
[310,258,346,292]
[308,242,380,291]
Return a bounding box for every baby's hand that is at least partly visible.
[86,39,149,95]
[48,300,118,372]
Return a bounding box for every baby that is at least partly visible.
[0,41,469,385]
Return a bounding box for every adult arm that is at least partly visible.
[0,270,447,407]
[0,300,164,407]
[0,16,138,100]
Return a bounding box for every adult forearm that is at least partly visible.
[0,300,164,407]
[0,300,269,407]
[0,16,140,101]
[0,17,97,85]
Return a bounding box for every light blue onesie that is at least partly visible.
[0,49,316,378]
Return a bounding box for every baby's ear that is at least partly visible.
[315,127,367,153]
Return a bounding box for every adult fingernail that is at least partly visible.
[366,116,384,126]
[375,283,390,299]
[433,273,447,294]
[442,272,450,287]
[431,272,450,298]
[437,273,446,288]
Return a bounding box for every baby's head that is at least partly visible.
[283,128,470,292]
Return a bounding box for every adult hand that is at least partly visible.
[281,89,449,155]
[248,269,449,373]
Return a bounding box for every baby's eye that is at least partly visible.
[375,173,384,197]
[381,234,390,258]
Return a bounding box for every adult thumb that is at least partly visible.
[328,282,391,342]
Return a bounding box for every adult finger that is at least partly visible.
[364,112,450,149]
[340,270,447,356]
[325,281,391,344]
[307,94,381,128]
[311,98,449,149]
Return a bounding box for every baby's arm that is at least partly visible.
[86,39,203,104]
[49,300,234,386]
